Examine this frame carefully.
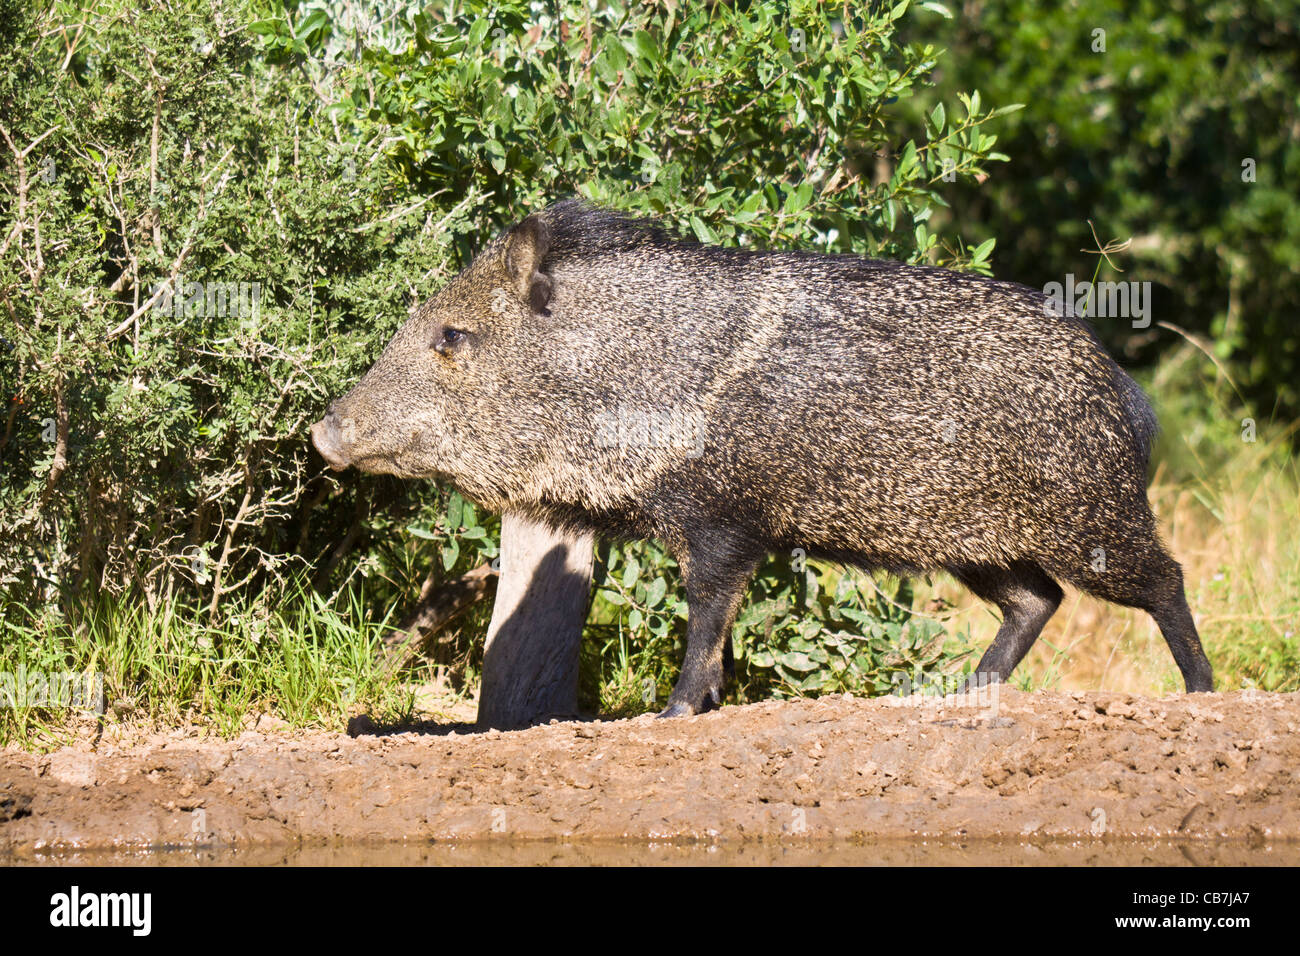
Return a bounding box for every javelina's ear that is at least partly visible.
[503,214,553,314]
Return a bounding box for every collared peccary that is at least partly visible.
[311,200,1214,716]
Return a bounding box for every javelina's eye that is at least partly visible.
[434,327,468,353]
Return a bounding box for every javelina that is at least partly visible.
[311,200,1213,716]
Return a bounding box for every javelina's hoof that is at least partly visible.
[656,700,697,719]
[656,685,722,718]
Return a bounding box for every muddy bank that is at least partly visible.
[2,688,1297,854]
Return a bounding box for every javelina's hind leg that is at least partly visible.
[949,561,1063,686]
[1149,587,1214,692]
[658,544,760,719]
[1072,546,1214,692]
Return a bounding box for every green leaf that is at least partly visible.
[295,9,329,41]
[779,651,819,672]
[918,1,954,17]
[633,30,660,66]
[247,19,285,37]
[645,577,668,609]
[467,18,490,48]
[970,237,996,263]
[929,101,946,133]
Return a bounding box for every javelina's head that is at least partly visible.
[310,213,558,507]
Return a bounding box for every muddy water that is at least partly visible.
[8,839,1298,866]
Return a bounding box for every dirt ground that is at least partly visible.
[2,687,1298,861]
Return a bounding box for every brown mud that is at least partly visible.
[2,688,1298,864]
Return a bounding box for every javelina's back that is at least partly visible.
[537,209,1150,579]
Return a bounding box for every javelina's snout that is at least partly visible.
[310,405,350,471]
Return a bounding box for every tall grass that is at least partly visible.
[0,578,424,749]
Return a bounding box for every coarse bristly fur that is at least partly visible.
[311,199,1214,716]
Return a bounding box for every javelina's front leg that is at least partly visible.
[658,546,760,718]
